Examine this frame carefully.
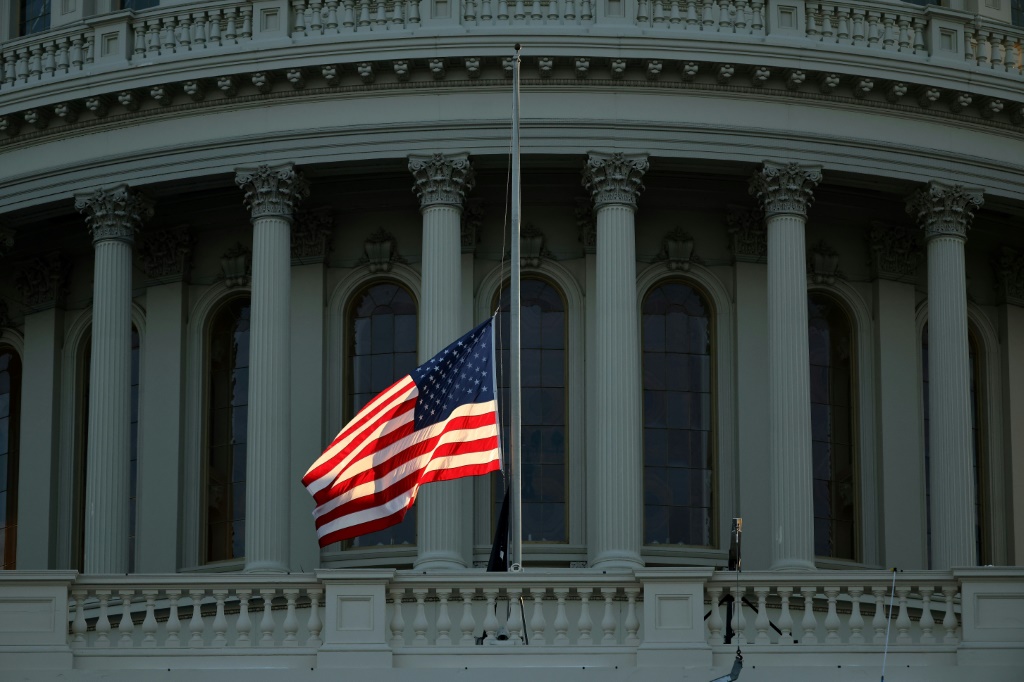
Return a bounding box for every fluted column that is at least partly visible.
[235,164,308,573]
[409,153,475,570]
[582,152,648,570]
[750,162,822,572]
[75,186,153,574]
[907,182,983,570]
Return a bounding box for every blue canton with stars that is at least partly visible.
[409,318,496,429]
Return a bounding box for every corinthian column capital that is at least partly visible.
[905,181,984,241]
[235,163,309,221]
[75,184,153,244]
[749,162,822,219]
[408,153,475,209]
[581,152,649,210]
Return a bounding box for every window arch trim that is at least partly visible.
[474,260,585,563]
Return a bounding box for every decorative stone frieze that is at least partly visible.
[581,152,649,210]
[221,242,252,288]
[749,162,822,219]
[657,228,696,271]
[183,79,205,101]
[716,64,735,84]
[409,153,475,209]
[251,72,273,94]
[363,228,404,273]
[868,221,921,281]
[575,57,590,79]
[950,92,973,113]
[461,199,484,253]
[785,69,806,90]
[852,77,874,98]
[137,225,193,282]
[235,164,309,221]
[23,108,49,130]
[393,60,410,82]
[291,211,334,264]
[15,252,68,310]
[117,90,141,112]
[808,240,840,284]
[995,246,1024,307]
[217,75,238,97]
[981,98,1004,119]
[358,62,374,83]
[726,206,766,263]
[646,60,662,80]
[819,73,840,93]
[611,59,627,78]
[905,181,983,241]
[429,58,446,80]
[576,198,596,254]
[538,57,554,77]
[150,84,173,106]
[886,81,908,103]
[0,115,22,137]
[84,95,110,117]
[520,224,552,267]
[918,86,941,108]
[54,102,80,123]
[750,66,770,87]
[465,58,481,78]
[286,68,306,89]
[74,185,154,245]
[322,65,340,86]
[680,61,699,80]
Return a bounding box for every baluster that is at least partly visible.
[413,589,430,645]
[71,589,88,646]
[835,5,849,40]
[435,590,452,645]
[721,0,735,31]
[978,31,992,66]
[895,587,911,644]
[851,8,865,44]
[531,589,547,644]
[991,34,1005,70]
[392,0,406,25]
[941,585,959,644]
[408,0,421,23]
[507,588,524,644]
[552,588,570,645]
[95,591,112,648]
[871,586,887,644]
[733,0,747,32]
[162,17,177,53]
[259,589,276,646]
[146,20,160,55]
[897,17,910,51]
[225,10,238,42]
[750,0,763,33]
[189,589,206,647]
[731,584,746,645]
[358,0,371,26]
[707,586,724,645]
[644,0,657,25]
[576,588,593,645]
[800,586,818,644]
[236,589,252,645]
[753,586,770,644]
[390,588,407,646]
[777,586,794,644]
[806,6,819,39]
[165,590,182,647]
[132,21,146,56]
[670,0,682,24]
[624,587,640,645]
[483,588,500,644]
[528,0,539,20]
[565,0,576,20]
[282,589,300,645]
[820,5,835,41]
[118,590,136,647]
[459,588,475,645]
[41,41,55,76]
[912,17,925,52]
[546,0,558,20]
[882,15,896,49]
[311,0,325,32]
[212,590,228,646]
[823,588,841,644]
[342,0,356,27]
[325,0,340,29]
[511,0,524,21]
[581,0,593,20]
[241,7,253,38]
[307,589,323,646]
[600,588,618,645]
[70,37,84,69]
[866,11,880,47]
[919,587,935,644]
[848,587,865,644]
[701,0,714,28]
[192,13,208,47]
[83,35,95,64]
[27,46,41,80]
[142,590,158,646]
[293,0,308,34]
[375,0,387,26]
[208,9,222,46]
[178,14,193,50]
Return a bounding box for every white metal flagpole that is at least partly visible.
[509,43,523,572]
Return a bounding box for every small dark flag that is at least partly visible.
[487,487,510,572]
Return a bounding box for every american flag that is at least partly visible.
[303,318,502,546]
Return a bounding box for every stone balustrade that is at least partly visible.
[3,567,1022,672]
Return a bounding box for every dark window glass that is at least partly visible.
[206,299,250,563]
[343,283,418,549]
[642,282,713,547]
[923,326,985,566]
[0,348,21,570]
[494,279,568,543]
[1013,0,1023,26]
[128,328,140,572]
[808,294,857,560]
[122,0,160,9]
[19,0,50,36]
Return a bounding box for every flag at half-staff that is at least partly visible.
[303,318,502,546]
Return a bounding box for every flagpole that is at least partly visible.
[509,43,523,572]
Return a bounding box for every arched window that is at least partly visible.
[922,325,985,566]
[494,278,568,544]
[344,282,418,548]
[641,282,714,547]
[808,293,857,560]
[75,327,142,571]
[205,298,250,563]
[0,347,21,570]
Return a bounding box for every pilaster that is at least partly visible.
[750,161,822,571]
[74,185,153,574]
[582,152,648,570]
[906,181,983,570]
[409,153,475,570]
[236,163,309,573]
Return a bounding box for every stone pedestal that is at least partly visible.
[236,164,308,573]
[75,186,152,574]
[907,181,983,570]
[750,162,822,572]
[409,153,474,570]
[582,152,648,570]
